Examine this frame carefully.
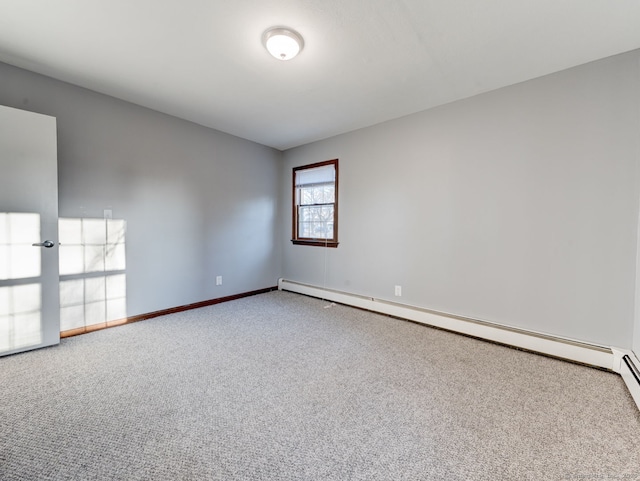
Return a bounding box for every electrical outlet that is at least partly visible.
[394,285,402,296]
[216,276,223,286]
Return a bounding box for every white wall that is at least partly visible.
[0,62,283,319]
[635,48,640,357]
[635,199,640,356]
[281,51,640,348]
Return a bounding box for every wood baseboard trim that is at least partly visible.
[60,286,278,339]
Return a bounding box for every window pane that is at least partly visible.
[299,221,334,239]
[300,205,334,222]
[298,205,334,239]
[299,184,334,205]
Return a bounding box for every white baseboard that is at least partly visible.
[612,348,640,409]
[278,279,615,369]
[278,279,640,411]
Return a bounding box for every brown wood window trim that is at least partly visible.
[291,239,339,248]
[292,159,339,248]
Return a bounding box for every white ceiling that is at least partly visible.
[1,1,639,151]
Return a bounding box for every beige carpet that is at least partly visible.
[1,291,639,480]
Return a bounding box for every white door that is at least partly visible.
[0,105,59,356]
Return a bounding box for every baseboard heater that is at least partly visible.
[619,353,640,408]
[278,279,640,412]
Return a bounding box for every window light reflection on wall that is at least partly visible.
[0,213,43,352]
[0,212,41,280]
[58,218,127,332]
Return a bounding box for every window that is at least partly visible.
[292,159,338,247]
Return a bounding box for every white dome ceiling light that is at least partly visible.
[262,27,304,61]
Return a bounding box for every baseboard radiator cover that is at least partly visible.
[612,349,640,409]
[278,279,615,370]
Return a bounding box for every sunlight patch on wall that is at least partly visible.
[0,212,41,280]
[59,274,126,331]
[0,213,43,352]
[0,284,42,351]
[58,218,127,332]
[59,218,126,275]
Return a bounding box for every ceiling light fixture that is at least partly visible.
[262,27,304,61]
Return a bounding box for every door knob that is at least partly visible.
[32,240,56,248]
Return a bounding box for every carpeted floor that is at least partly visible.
[1,290,639,480]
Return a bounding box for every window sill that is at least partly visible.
[291,240,339,248]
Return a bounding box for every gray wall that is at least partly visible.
[3,50,639,350]
[0,62,282,318]
[281,51,640,348]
